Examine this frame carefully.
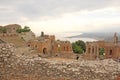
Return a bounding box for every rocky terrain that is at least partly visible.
[0,43,120,80]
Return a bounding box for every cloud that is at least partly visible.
[16,0,111,18]
[0,0,117,20]
[23,7,120,33]
[0,0,120,33]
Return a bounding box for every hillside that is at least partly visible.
[67,32,120,41]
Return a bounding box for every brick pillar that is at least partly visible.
[90,46,92,54]
[90,46,92,59]
[86,47,88,54]
[95,47,96,54]
[94,46,96,55]
[92,46,94,54]
[94,46,97,59]
[97,46,99,58]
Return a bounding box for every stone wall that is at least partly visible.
[54,40,73,53]
[4,24,21,34]
[0,43,120,80]
[28,39,73,54]
[0,35,25,47]
[85,41,120,59]
[19,31,35,42]
[0,33,18,37]
[85,33,120,60]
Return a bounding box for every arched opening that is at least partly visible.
[43,48,47,54]
[57,44,61,52]
[92,48,94,54]
[64,46,65,51]
[67,46,69,51]
[35,45,37,48]
[109,50,112,55]
[88,48,90,53]
[28,45,30,47]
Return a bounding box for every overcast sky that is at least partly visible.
[0,0,120,34]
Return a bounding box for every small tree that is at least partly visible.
[99,48,105,59]
[0,27,3,33]
[2,27,7,33]
[16,29,22,33]
[72,43,83,54]
[72,40,86,54]
[0,27,6,33]
[23,26,30,32]
[16,26,30,33]
[75,40,86,52]
[99,48,105,55]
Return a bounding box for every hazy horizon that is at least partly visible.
[36,32,97,42]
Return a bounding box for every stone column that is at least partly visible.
[85,47,87,54]
[94,46,97,55]
[90,46,92,54]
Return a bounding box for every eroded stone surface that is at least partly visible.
[0,43,120,80]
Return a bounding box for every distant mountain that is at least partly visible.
[67,32,120,41]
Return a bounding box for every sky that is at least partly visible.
[0,0,120,35]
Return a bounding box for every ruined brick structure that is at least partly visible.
[0,24,24,47]
[0,24,36,47]
[0,43,119,80]
[4,24,21,34]
[85,32,120,59]
[27,32,73,54]
[0,24,22,39]
[0,24,72,54]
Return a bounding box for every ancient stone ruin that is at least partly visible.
[0,43,120,80]
[85,32,120,60]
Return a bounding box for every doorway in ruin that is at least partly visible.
[43,48,47,54]
[109,49,112,55]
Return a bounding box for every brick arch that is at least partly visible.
[43,48,47,54]
[109,49,113,55]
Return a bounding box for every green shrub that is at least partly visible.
[16,26,30,33]
[0,27,7,33]
[72,40,86,54]
[99,48,105,55]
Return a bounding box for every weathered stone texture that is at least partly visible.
[27,32,73,54]
[0,43,120,80]
[85,33,120,59]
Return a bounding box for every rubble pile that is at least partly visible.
[0,43,120,80]
[0,43,15,65]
